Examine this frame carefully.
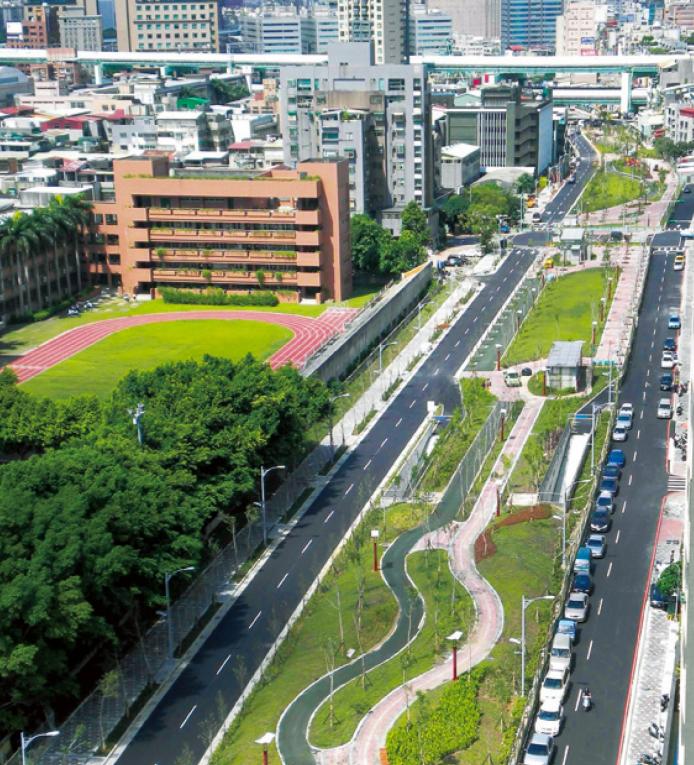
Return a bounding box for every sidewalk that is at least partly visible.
[318,398,544,765]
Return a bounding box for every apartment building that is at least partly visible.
[58,6,103,51]
[6,2,59,48]
[281,42,432,234]
[238,6,338,54]
[501,0,564,51]
[115,0,219,52]
[155,111,232,155]
[666,103,694,144]
[409,7,453,55]
[88,155,352,303]
[427,0,499,39]
[555,0,606,56]
[337,0,407,64]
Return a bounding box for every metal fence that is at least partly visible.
[538,423,573,499]
[381,418,438,504]
[12,442,335,765]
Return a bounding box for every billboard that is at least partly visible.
[580,36,595,44]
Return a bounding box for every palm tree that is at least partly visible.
[30,207,58,305]
[0,213,40,316]
[46,199,74,294]
[59,194,92,293]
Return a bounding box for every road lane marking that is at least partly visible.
[324,510,335,524]
[248,611,262,630]
[344,483,353,496]
[380,437,388,449]
[633,450,638,462]
[180,705,197,729]
[598,598,603,616]
[561,746,570,765]
[640,410,644,420]
[434,368,440,376]
[574,692,582,712]
[364,459,372,471]
[301,539,313,555]
[473,316,478,322]
[587,640,594,661]
[277,573,288,589]
[616,529,621,544]
[637,429,640,440]
[396,418,402,428]
[628,474,633,486]
[422,383,429,392]
[445,353,450,361]
[410,399,416,408]
[465,327,470,334]
[607,561,613,578]
[216,655,231,676]
[643,391,647,401]
[646,369,650,378]
[622,500,627,514]
[455,340,460,347]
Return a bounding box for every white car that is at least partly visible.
[564,591,589,622]
[674,256,685,271]
[612,424,628,442]
[619,402,633,416]
[540,668,569,704]
[616,411,633,430]
[549,633,572,672]
[657,398,673,419]
[534,700,564,737]
[661,352,676,369]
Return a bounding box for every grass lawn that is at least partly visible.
[581,169,643,213]
[338,274,389,309]
[309,548,474,748]
[210,503,428,765]
[504,269,617,366]
[0,296,326,357]
[21,319,291,399]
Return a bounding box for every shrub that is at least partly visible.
[658,561,681,598]
[159,286,279,307]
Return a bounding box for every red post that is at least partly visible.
[608,279,613,300]
[500,413,505,441]
[262,750,269,765]
[542,372,547,396]
[599,300,605,322]
[373,540,379,572]
[496,484,501,517]
[591,324,596,346]
[496,348,501,371]
[452,644,458,681]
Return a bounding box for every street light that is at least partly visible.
[164,566,195,660]
[499,408,507,441]
[516,309,523,331]
[260,464,286,547]
[447,630,464,680]
[328,393,349,457]
[21,731,60,765]
[379,341,397,373]
[255,732,275,765]
[591,320,598,348]
[495,343,502,371]
[128,402,145,445]
[371,528,380,572]
[520,594,555,693]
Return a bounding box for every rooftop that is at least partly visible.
[547,340,584,368]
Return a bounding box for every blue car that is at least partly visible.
[590,509,611,533]
[603,464,621,479]
[668,315,681,330]
[573,572,593,594]
[663,338,677,352]
[599,477,619,496]
[595,492,614,513]
[607,449,626,468]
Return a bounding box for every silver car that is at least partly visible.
[564,591,589,622]
[534,700,564,737]
[540,668,569,704]
[524,733,556,765]
[657,398,673,419]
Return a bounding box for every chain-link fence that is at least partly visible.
[381,418,438,504]
[10,441,335,765]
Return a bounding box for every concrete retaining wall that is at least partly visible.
[302,263,433,382]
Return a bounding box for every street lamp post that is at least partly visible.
[20,731,60,765]
[521,594,555,693]
[371,529,380,572]
[328,393,349,457]
[495,343,502,371]
[255,732,275,765]
[516,309,523,332]
[499,408,507,441]
[591,320,598,348]
[260,464,286,547]
[165,566,195,660]
[379,341,397,373]
[447,630,464,680]
[128,402,145,445]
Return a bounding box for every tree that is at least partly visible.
[380,230,426,274]
[350,214,389,273]
[514,173,535,195]
[57,194,92,292]
[658,561,681,598]
[467,207,497,254]
[0,212,40,315]
[401,201,430,245]
[440,194,468,233]
[209,78,249,104]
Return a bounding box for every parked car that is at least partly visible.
[619,402,633,417]
[657,398,673,419]
[650,582,669,610]
[668,314,681,330]
[556,618,577,643]
[661,352,676,369]
[540,668,570,704]
[602,464,621,480]
[524,733,556,765]
[564,591,589,622]
[674,255,685,271]
[590,510,611,533]
[521,367,533,376]
[607,449,626,468]
[660,373,674,391]
[663,338,677,352]
[549,632,572,672]
[586,534,606,558]
[572,572,593,594]
[532,212,543,223]
[505,370,522,387]
[612,424,628,442]
[596,492,614,513]
[616,411,633,430]
[574,547,592,575]
[599,477,619,496]
[535,701,564,737]
[447,255,463,267]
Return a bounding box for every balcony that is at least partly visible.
[295,208,321,226]
[149,227,298,245]
[296,230,321,247]
[148,207,297,224]
[296,251,321,267]
[151,248,299,265]
[297,271,322,288]
[152,268,298,285]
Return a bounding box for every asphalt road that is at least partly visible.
[545,250,684,765]
[667,184,694,229]
[115,247,538,765]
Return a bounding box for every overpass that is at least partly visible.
[552,86,650,106]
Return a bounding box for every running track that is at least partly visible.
[7,308,357,383]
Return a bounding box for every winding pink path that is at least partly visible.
[7,308,357,383]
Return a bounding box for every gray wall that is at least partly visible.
[303,262,433,382]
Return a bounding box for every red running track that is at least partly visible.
[7,308,357,383]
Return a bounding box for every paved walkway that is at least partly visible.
[317,398,545,765]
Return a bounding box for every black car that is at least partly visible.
[660,373,674,391]
[573,573,593,594]
[650,583,668,609]
[521,367,533,376]
[590,509,611,532]
[663,338,677,352]
[602,464,621,479]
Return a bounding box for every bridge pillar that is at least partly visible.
[160,66,167,78]
[94,62,103,86]
[620,71,633,114]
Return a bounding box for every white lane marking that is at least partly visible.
[607,561,613,578]
[496,286,501,292]
[622,500,627,514]
[363,459,372,471]
[324,509,335,524]
[380,437,388,449]
[396,418,402,428]
[651,341,654,349]
[455,340,460,347]
[410,399,416,408]
[598,598,604,616]
[344,483,353,496]
[301,539,313,555]
[633,450,638,462]
[248,611,262,630]
[643,391,647,401]
[587,640,594,661]
[640,410,644,420]
[445,353,450,361]
[216,654,231,676]
[422,383,429,392]
[473,316,479,323]
[637,429,640,440]
[574,692,582,712]
[646,369,650,378]
[628,474,633,486]
[465,327,470,334]
[649,353,652,362]
[180,705,197,729]
[277,573,288,589]
[434,368,440,376]
[503,276,508,283]
[615,529,621,544]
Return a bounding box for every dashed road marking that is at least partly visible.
[410,399,416,408]
[615,529,621,544]
[455,340,460,347]
[628,474,633,486]
[607,561,613,578]
[277,573,288,589]
[396,418,402,428]
[633,450,638,462]
[598,598,603,616]
[587,640,594,660]
[324,510,334,524]
[344,483,353,496]
[248,611,262,630]
[216,655,231,676]
[179,705,197,729]
[445,353,450,361]
[380,437,388,449]
[637,429,640,440]
[622,500,627,514]
[422,383,429,392]
[301,539,313,555]
[363,459,372,471]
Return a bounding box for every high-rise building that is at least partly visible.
[281,42,432,234]
[427,0,499,39]
[500,0,563,51]
[555,0,605,55]
[238,9,338,54]
[6,2,59,48]
[114,0,219,52]
[337,0,407,63]
[58,6,103,51]
[409,6,453,54]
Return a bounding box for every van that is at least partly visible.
[573,547,592,575]
[549,633,572,672]
[504,370,522,387]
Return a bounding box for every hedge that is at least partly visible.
[159,287,279,307]
[386,670,482,765]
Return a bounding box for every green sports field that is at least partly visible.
[21,319,292,400]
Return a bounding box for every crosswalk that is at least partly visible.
[667,474,687,492]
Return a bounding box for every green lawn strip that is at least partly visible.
[582,169,643,212]
[338,274,389,308]
[21,320,291,399]
[419,379,496,493]
[612,159,651,179]
[503,268,618,366]
[209,502,429,765]
[309,548,474,748]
